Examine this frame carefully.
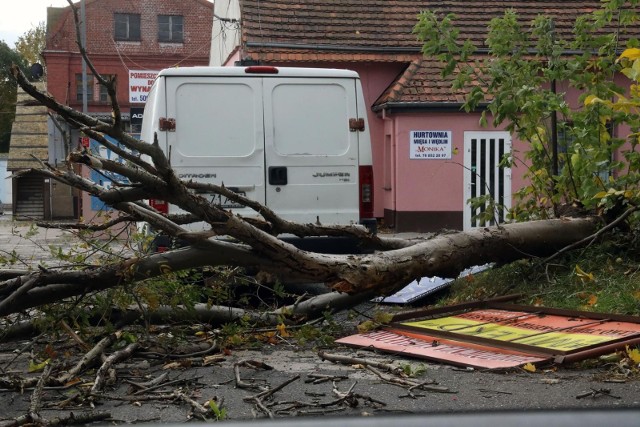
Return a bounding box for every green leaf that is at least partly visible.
[28,359,50,373]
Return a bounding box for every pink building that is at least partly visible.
[211,0,638,232]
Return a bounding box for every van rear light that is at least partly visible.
[359,165,374,219]
[149,199,169,214]
[245,66,279,74]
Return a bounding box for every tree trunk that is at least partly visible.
[0,217,599,318]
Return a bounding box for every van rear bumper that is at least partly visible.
[282,236,374,254]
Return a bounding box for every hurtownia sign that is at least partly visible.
[410,130,452,160]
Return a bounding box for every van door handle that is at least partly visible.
[268,166,288,185]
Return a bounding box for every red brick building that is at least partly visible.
[37,0,213,219]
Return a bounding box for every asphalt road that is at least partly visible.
[0,218,640,424]
[1,342,640,423]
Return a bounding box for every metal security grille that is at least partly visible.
[463,132,511,230]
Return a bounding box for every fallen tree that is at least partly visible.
[1,65,611,325]
[0,2,615,325]
[1,60,611,325]
[0,215,603,319]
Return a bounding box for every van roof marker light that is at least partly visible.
[245,66,279,74]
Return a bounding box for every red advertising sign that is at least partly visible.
[336,329,547,369]
[337,301,640,369]
[400,308,640,352]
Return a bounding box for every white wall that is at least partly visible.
[0,157,11,210]
[210,0,241,66]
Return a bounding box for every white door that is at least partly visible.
[262,78,361,225]
[165,77,265,217]
[463,131,512,230]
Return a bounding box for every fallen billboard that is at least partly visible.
[337,299,640,369]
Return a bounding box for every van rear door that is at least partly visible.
[164,76,265,217]
[262,77,360,225]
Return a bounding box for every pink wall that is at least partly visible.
[381,73,634,224]
[390,112,497,212]
[383,111,535,230]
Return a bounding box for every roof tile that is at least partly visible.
[238,1,640,106]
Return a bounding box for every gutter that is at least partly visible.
[245,41,422,54]
[372,102,490,114]
[244,43,609,56]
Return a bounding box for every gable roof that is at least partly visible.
[240,1,603,56]
[237,0,640,109]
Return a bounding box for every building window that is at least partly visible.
[76,74,94,102]
[99,75,114,102]
[158,15,183,43]
[558,122,612,181]
[114,13,141,41]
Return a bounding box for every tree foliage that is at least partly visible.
[413,0,640,222]
[15,22,46,70]
[0,41,28,153]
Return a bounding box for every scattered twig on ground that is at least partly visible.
[0,410,111,427]
[292,407,344,416]
[91,391,179,402]
[175,390,211,420]
[0,361,112,427]
[478,388,513,395]
[576,388,621,399]
[125,372,169,390]
[137,340,219,360]
[130,376,204,396]
[243,375,301,418]
[365,365,454,398]
[318,351,398,373]
[59,320,90,350]
[28,364,51,424]
[56,332,118,385]
[270,378,387,416]
[305,373,349,384]
[331,380,359,407]
[0,334,40,374]
[91,342,139,393]
[234,360,273,391]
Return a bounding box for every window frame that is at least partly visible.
[114,13,141,42]
[558,121,613,181]
[75,73,94,102]
[158,15,184,43]
[98,75,114,103]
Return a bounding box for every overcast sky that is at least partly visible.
[0,0,70,47]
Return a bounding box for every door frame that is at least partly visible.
[463,131,512,230]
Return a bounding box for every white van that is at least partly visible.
[140,66,375,240]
